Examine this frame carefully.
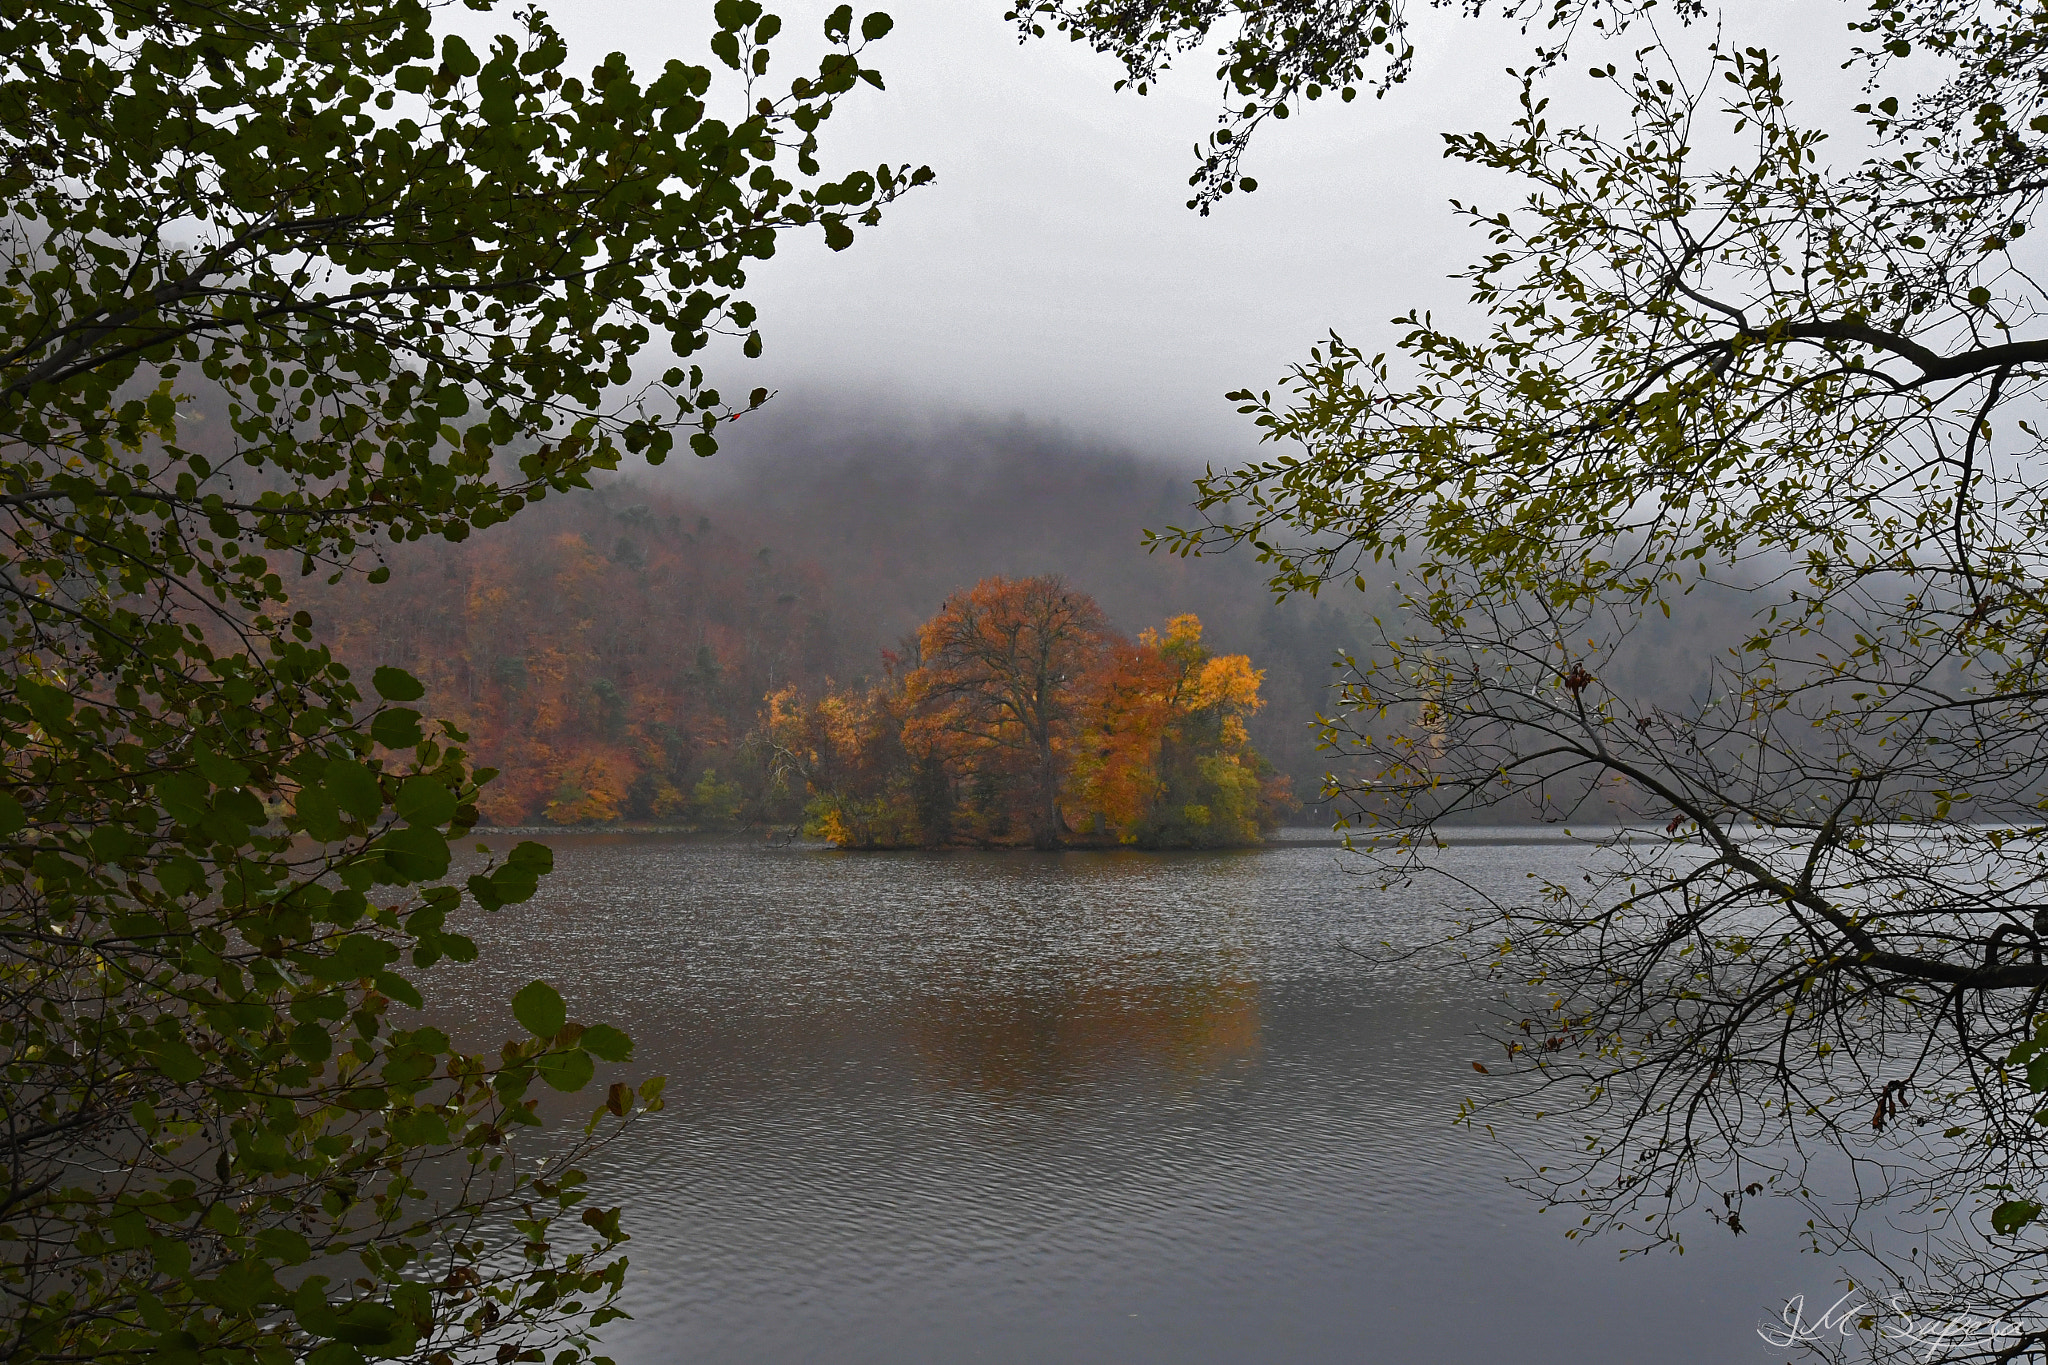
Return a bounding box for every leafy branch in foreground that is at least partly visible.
[1006,0,1690,209]
[0,0,922,1360]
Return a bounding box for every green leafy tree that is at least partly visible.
[1025,0,2048,1357]
[0,1,919,1361]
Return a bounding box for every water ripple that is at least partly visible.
[428,836,1824,1365]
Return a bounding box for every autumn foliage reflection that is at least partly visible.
[776,575,1293,847]
[908,978,1261,1093]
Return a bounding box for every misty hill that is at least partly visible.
[303,405,1762,827]
[299,410,1376,823]
[660,409,1379,816]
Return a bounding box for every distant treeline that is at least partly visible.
[298,490,1290,841]
[301,409,1761,829]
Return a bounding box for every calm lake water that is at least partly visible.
[440,830,1836,1364]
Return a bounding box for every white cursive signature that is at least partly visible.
[1761,1292,2036,1360]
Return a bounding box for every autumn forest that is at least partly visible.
[296,420,1305,845]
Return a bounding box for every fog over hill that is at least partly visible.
[652,405,1384,817]
[306,400,1761,828]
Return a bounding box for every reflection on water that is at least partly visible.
[435,833,1828,1365]
[909,977,1260,1092]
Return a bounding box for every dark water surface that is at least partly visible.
[443,831,1828,1364]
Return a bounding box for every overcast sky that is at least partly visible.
[526,0,1862,465]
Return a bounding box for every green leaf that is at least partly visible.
[370,709,423,750]
[465,871,508,911]
[394,776,456,827]
[0,792,22,836]
[325,760,384,822]
[389,1110,451,1146]
[148,1037,206,1085]
[1994,1199,2043,1236]
[288,1023,333,1064]
[372,970,424,1009]
[860,11,893,40]
[536,1048,596,1092]
[507,840,554,873]
[194,1258,282,1312]
[154,771,210,825]
[87,823,136,863]
[295,785,344,842]
[440,33,481,78]
[308,933,400,982]
[16,680,73,729]
[714,0,763,31]
[292,1281,343,1338]
[317,1297,412,1353]
[468,861,538,910]
[378,825,449,880]
[254,1227,313,1267]
[512,979,567,1038]
[151,1240,191,1278]
[371,666,425,702]
[217,787,265,827]
[156,856,206,899]
[193,745,251,788]
[581,1023,633,1062]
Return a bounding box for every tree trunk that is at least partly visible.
[1033,750,1062,849]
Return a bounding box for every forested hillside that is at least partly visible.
[294,416,1348,824]
[303,410,1752,827]
[297,487,840,826]
[667,410,1390,819]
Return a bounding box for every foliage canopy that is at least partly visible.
[0,1,916,1361]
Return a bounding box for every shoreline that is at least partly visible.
[465,823,1668,849]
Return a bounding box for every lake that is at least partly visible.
[438,829,1837,1364]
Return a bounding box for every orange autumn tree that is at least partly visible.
[1067,614,1290,847]
[795,577,1293,848]
[761,663,950,848]
[905,575,1111,848]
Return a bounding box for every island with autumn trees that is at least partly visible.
[298,484,1294,846]
[769,574,1293,849]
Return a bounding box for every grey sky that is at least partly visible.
[533,0,1862,463]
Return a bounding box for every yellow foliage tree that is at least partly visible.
[903,575,1110,848]
[1068,614,1290,847]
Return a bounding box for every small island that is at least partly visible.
[769,574,1294,849]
